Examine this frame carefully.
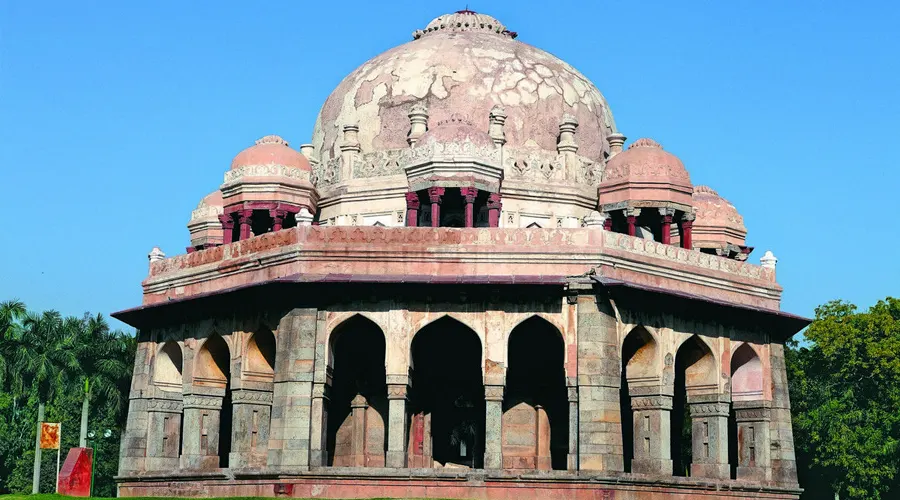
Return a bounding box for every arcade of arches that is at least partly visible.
[131,302,782,483]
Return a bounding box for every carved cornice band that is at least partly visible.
[485,385,505,402]
[631,395,673,411]
[689,402,731,418]
[387,384,409,400]
[147,398,183,413]
[231,389,274,405]
[734,400,772,422]
[182,394,223,410]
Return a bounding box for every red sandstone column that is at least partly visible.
[238,210,253,241]
[270,209,287,232]
[681,213,695,249]
[660,208,674,245]
[487,192,502,228]
[625,208,640,237]
[603,216,613,231]
[350,394,368,467]
[405,192,420,227]
[427,187,445,228]
[218,214,235,244]
[461,187,478,227]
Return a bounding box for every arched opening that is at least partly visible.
[672,335,715,477]
[195,334,232,467]
[730,343,763,478]
[155,342,183,392]
[410,316,484,468]
[326,315,387,467]
[244,328,276,381]
[620,326,658,473]
[504,317,567,470]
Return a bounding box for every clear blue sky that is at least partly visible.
[1,1,898,330]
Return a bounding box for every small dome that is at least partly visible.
[416,118,494,148]
[230,135,311,172]
[598,138,693,208]
[692,185,747,248]
[187,190,225,249]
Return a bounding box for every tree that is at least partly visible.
[787,298,900,500]
[0,300,26,387]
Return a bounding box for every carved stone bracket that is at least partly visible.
[631,395,673,411]
[147,398,183,413]
[387,384,409,400]
[484,385,505,402]
[733,400,772,422]
[231,389,274,406]
[182,394,223,410]
[567,386,579,403]
[312,382,331,401]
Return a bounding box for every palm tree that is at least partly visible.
[0,299,26,388]
[72,313,134,447]
[15,310,79,493]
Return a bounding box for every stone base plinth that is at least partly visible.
[631,458,672,475]
[737,465,772,483]
[117,468,801,500]
[691,463,730,479]
[179,454,219,470]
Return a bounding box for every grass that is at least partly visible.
[0,496,407,500]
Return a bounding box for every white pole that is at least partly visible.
[55,424,61,493]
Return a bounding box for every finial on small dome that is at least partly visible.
[760,250,778,270]
[413,10,517,40]
[489,105,507,147]
[299,144,315,159]
[629,138,662,149]
[256,135,289,147]
[408,102,429,147]
[148,247,166,263]
[557,114,579,154]
[693,185,720,196]
[583,210,608,228]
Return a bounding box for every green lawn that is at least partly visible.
[0,496,404,500]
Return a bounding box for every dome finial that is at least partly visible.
[413,10,517,40]
[256,135,288,147]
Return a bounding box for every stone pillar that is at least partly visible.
[461,187,478,228]
[607,133,626,157]
[405,192,420,227]
[119,342,153,475]
[681,213,695,250]
[769,343,799,485]
[427,187,444,227]
[407,103,428,147]
[629,393,673,474]
[603,216,613,231]
[734,400,772,482]
[574,284,624,472]
[567,386,579,471]
[270,209,287,232]
[296,207,314,226]
[228,389,273,469]
[535,405,552,470]
[267,308,319,470]
[487,193,502,228]
[350,394,369,467]
[626,208,641,237]
[484,384,504,469]
[145,398,183,471]
[340,124,360,181]
[238,210,253,241]
[308,382,330,467]
[180,393,224,470]
[218,214,235,244]
[687,399,730,479]
[386,380,409,468]
[659,208,674,245]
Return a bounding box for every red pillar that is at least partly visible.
[626,215,637,236]
[238,209,253,240]
[487,192,502,227]
[405,192,420,227]
[219,214,235,244]
[603,217,613,231]
[427,187,445,227]
[270,209,286,232]
[461,187,478,228]
[660,212,673,244]
[681,215,694,249]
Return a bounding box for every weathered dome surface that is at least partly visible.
[231,135,311,172]
[312,11,616,163]
[692,185,747,247]
[417,118,495,148]
[599,138,693,207]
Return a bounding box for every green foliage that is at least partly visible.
[0,300,135,497]
[787,298,900,500]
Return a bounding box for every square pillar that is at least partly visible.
[567,386,578,471]
[270,209,287,232]
[349,395,369,467]
[687,399,730,479]
[386,382,409,468]
[218,214,235,244]
[461,187,478,228]
[427,187,444,227]
[680,213,695,249]
[145,398,183,471]
[487,193,502,227]
[179,394,223,470]
[626,208,641,237]
[308,382,330,467]
[405,192,420,227]
[237,209,253,240]
[659,208,674,245]
[734,400,772,482]
[228,389,273,469]
[484,384,504,469]
[629,394,673,475]
[769,343,799,485]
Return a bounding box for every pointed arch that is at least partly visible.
[409,314,483,371]
[505,315,566,369]
[154,341,183,392]
[622,325,660,384]
[327,313,388,371]
[676,335,717,389]
[731,343,763,401]
[243,327,276,381]
[194,334,231,387]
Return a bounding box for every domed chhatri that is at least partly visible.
[117,13,805,500]
[692,185,752,260]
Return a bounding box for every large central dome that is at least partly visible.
[311,10,617,163]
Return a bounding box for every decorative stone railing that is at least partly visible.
[224,164,312,183]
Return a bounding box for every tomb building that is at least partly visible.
[114,9,807,500]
